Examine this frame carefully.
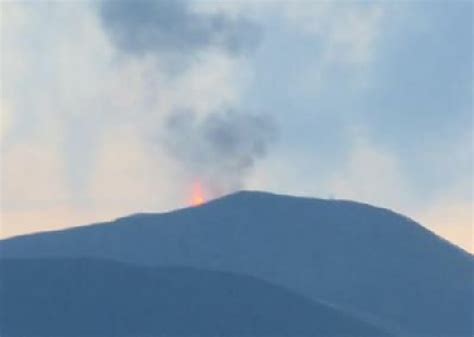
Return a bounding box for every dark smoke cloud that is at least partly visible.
[164,110,277,196]
[99,0,261,56]
[98,1,273,196]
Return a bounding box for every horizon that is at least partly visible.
[2,189,471,256]
[1,1,473,253]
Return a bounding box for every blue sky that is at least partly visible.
[1,1,472,251]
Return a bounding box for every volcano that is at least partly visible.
[1,191,473,337]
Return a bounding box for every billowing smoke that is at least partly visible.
[163,110,276,196]
[98,1,274,197]
[99,0,261,57]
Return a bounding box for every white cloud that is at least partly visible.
[1,140,68,206]
[195,1,386,67]
[325,137,413,210]
[152,51,251,120]
[88,125,185,212]
[284,2,385,66]
[0,99,13,139]
[0,1,254,238]
[1,139,70,239]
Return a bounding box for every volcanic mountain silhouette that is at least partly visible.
[1,191,473,336]
[0,258,392,337]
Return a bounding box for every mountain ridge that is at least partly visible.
[3,190,470,257]
[1,257,394,337]
[1,190,472,336]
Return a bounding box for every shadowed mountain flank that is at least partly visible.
[1,191,473,336]
[0,258,392,337]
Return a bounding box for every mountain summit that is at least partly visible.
[1,191,473,336]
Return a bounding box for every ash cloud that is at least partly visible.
[97,0,272,196]
[164,110,277,196]
[99,0,261,56]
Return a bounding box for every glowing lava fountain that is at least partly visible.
[191,182,206,206]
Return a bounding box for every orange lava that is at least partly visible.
[191,182,206,206]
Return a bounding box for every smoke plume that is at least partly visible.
[163,110,276,196]
[99,0,261,57]
[98,0,272,197]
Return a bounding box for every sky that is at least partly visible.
[1,1,472,252]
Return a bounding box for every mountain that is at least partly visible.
[1,191,473,336]
[0,258,393,337]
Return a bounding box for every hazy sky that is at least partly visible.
[1,1,472,252]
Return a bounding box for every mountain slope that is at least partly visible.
[0,258,393,337]
[1,191,473,336]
